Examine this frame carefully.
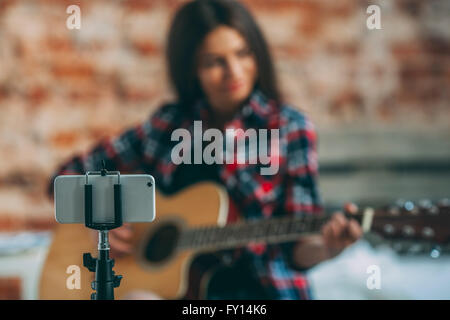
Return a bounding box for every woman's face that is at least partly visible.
[196,26,258,118]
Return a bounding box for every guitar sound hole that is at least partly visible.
[144,223,180,264]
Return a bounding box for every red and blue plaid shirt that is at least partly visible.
[49,89,323,299]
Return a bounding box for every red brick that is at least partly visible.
[325,1,357,18]
[123,0,157,11]
[44,37,74,53]
[396,0,425,17]
[36,0,82,7]
[0,277,22,300]
[0,85,10,102]
[27,86,49,106]
[88,127,120,141]
[376,96,397,122]
[0,215,25,231]
[399,60,431,81]
[244,0,322,13]
[25,218,55,231]
[423,37,450,56]
[67,85,103,103]
[391,41,424,59]
[0,216,54,232]
[329,89,365,117]
[0,0,16,14]
[120,87,158,103]
[50,131,82,149]
[325,42,359,57]
[297,14,322,38]
[132,40,160,56]
[51,60,95,80]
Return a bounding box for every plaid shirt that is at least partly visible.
[49,89,323,299]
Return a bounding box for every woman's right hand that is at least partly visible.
[90,223,134,258]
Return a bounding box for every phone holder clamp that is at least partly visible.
[82,161,123,300]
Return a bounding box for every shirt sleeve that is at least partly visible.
[284,115,322,215]
[280,113,324,271]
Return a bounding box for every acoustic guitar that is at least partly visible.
[39,182,450,300]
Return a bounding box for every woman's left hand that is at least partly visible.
[321,202,363,258]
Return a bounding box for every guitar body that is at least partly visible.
[39,182,229,300]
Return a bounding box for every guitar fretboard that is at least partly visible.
[176,214,335,251]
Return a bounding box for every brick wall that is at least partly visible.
[0,0,449,229]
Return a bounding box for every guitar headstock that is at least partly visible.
[364,232,450,257]
[361,198,450,256]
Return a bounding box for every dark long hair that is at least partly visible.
[166,0,281,107]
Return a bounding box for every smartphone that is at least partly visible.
[54,174,155,224]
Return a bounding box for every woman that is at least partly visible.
[49,0,362,299]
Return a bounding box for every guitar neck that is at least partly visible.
[175,198,450,253]
[176,212,367,251]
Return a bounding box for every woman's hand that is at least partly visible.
[321,202,363,258]
[291,202,363,269]
[90,223,134,259]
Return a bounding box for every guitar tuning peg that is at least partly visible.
[388,201,402,215]
[392,241,404,253]
[422,227,435,238]
[438,198,450,207]
[404,201,416,212]
[402,225,415,237]
[394,199,415,213]
[407,243,424,255]
[418,199,432,209]
[430,245,441,259]
[395,200,418,215]
[429,206,439,215]
[395,199,406,208]
[418,199,439,215]
[383,224,395,235]
[388,205,400,216]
